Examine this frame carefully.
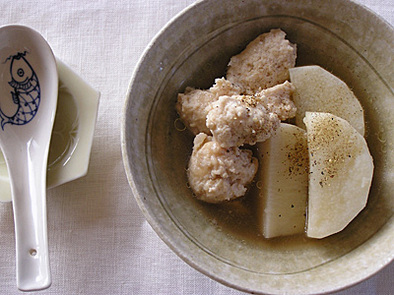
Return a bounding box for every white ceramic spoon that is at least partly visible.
[0,25,58,291]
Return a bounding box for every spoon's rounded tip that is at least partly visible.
[17,278,51,292]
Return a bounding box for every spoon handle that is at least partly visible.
[7,147,51,291]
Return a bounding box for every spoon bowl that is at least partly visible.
[0,25,58,291]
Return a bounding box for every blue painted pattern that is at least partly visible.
[0,52,40,130]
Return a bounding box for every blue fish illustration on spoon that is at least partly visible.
[0,51,40,130]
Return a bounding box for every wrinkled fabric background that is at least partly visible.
[0,0,392,294]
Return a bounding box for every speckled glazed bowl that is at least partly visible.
[121,0,394,294]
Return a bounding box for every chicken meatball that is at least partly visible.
[227,29,297,94]
[206,95,280,148]
[188,133,258,203]
[255,81,296,120]
[176,78,241,135]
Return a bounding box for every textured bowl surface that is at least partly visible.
[122,0,394,294]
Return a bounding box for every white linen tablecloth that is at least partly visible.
[0,0,392,294]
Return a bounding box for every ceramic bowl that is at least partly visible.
[0,59,99,202]
[121,0,393,294]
